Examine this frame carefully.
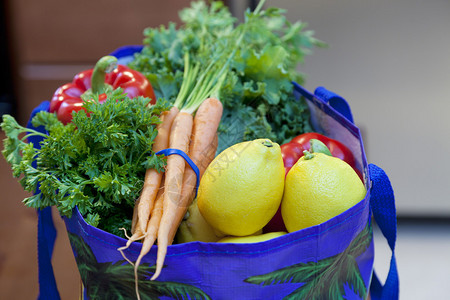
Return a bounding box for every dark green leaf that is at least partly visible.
[130,1,324,150]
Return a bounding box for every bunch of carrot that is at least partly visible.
[117,48,228,298]
[127,95,222,255]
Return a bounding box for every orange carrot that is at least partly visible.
[187,98,222,172]
[168,132,218,243]
[135,106,179,234]
[134,180,165,300]
[151,111,193,280]
[167,98,222,243]
[118,106,178,256]
[131,197,140,234]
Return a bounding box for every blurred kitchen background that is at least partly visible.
[1,0,449,299]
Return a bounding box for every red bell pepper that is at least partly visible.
[264,132,363,233]
[49,56,156,124]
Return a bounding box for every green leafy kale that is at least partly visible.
[1,90,171,236]
[129,1,325,153]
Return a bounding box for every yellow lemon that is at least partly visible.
[175,198,225,244]
[217,231,287,244]
[197,139,285,236]
[282,152,366,232]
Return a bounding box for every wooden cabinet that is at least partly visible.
[6,0,192,123]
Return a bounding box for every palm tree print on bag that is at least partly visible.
[244,222,373,300]
[67,232,211,300]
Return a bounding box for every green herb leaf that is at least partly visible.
[1,90,170,236]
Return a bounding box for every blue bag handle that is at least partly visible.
[36,207,60,300]
[26,101,61,300]
[368,164,399,300]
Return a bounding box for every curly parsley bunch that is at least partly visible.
[1,89,171,236]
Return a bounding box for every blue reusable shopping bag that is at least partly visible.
[29,46,399,300]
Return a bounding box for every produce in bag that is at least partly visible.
[2,73,397,300]
[1,2,400,299]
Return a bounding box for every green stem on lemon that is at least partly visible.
[303,150,315,160]
[262,140,273,147]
